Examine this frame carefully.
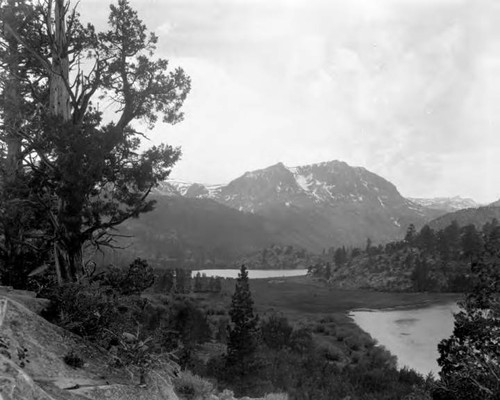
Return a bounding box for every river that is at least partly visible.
[350,302,460,376]
[191,268,308,279]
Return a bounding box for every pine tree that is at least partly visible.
[460,224,483,261]
[193,272,202,292]
[444,220,461,259]
[405,224,417,245]
[334,247,347,266]
[213,277,222,293]
[417,225,436,253]
[225,265,259,388]
[324,262,331,281]
[0,0,53,287]
[0,0,190,284]
[434,226,500,400]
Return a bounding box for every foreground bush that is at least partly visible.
[41,258,183,384]
[174,370,214,400]
[95,258,155,295]
[42,280,118,339]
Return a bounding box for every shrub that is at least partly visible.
[319,314,337,324]
[404,388,432,400]
[289,327,313,354]
[261,313,293,350]
[346,366,398,393]
[107,324,179,385]
[398,366,424,386]
[43,281,118,339]
[96,258,155,295]
[317,343,344,362]
[344,335,364,351]
[335,327,348,341]
[313,323,326,334]
[43,259,160,343]
[217,389,235,400]
[174,370,214,400]
[358,345,397,370]
[63,350,84,368]
[263,394,288,400]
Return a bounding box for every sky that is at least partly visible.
[79,0,500,203]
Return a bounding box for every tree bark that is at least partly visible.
[50,0,71,121]
[4,0,23,181]
[2,0,26,287]
[49,0,79,283]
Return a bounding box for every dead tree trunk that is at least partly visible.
[49,0,81,283]
[49,0,70,120]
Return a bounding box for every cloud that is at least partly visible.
[79,0,500,202]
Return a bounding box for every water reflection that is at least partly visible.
[350,302,459,375]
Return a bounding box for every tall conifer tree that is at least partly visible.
[226,265,259,388]
[0,0,191,284]
[435,227,500,400]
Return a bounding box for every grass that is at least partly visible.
[208,274,460,364]
[150,274,460,379]
[146,273,455,399]
[247,276,461,316]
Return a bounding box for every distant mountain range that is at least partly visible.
[118,160,483,266]
[489,199,500,207]
[407,196,481,213]
[158,161,445,243]
[428,205,500,231]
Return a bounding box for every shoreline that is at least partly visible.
[350,301,460,376]
[348,295,461,313]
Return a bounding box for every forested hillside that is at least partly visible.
[312,218,498,292]
[236,244,321,270]
[428,206,500,231]
[117,196,279,267]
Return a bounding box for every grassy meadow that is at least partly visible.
[226,275,460,315]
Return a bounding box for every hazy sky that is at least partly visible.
[80,0,500,203]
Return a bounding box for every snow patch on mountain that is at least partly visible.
[294,173,311,192]
[408,196,480,212]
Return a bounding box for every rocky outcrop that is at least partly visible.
[0,286,50,315]
[0,293,289,400]
[0,295,179,400]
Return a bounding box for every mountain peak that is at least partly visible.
[162,160,411,211]
[150,159,450,251]
[242,162,288,178]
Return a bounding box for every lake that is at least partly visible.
[350,302,460,376]
[192,268,308,279]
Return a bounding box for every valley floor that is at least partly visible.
[248,275,461,316]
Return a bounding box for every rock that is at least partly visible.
[72,371,178,400]
[0,286,50,315]
[218,389,236,400]
[0,295,179,400]
[0,355,58,400]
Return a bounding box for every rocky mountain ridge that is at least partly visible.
[408,196,481,213]
[160,161,476,216]
[158,160,438,220]
[163,162,401,210]
[118,160,448,261]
